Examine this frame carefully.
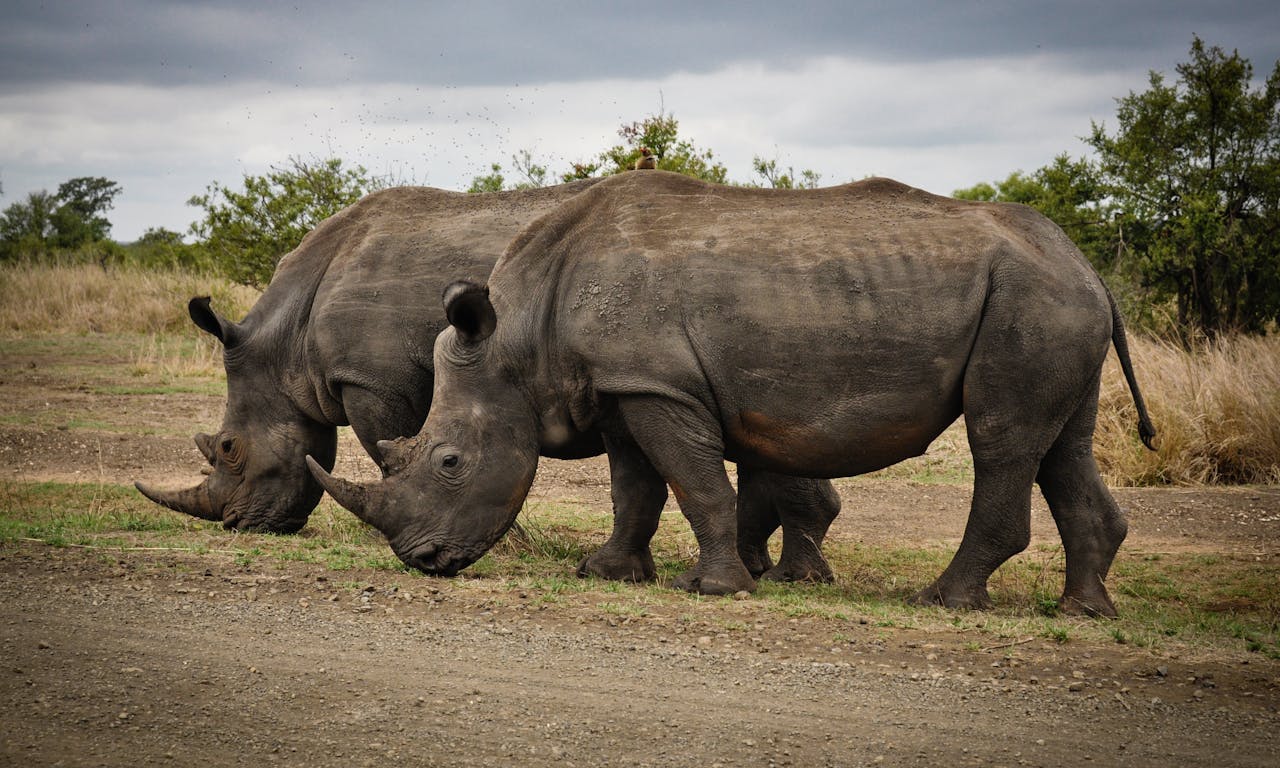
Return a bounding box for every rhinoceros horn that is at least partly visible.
[194,433,217,464]
[305,456,373,522]
[134,479,220,521]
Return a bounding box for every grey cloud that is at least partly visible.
[3,1,1278,93]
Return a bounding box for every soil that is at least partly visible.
[1,356,1278,766]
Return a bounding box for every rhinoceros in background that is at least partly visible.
[310,171,1156,615]
[136,180,840,583]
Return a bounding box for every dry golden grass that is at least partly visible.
[0,263,259,335]
[1097,334,1280,486]
[127,333,227,378]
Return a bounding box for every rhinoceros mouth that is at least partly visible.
[224,513,306,535]
[401,541,475,577]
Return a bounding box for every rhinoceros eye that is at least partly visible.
[441,454,460,469]
[221,437,235,455]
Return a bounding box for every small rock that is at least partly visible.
[1155,665,1168,677]
[732,590,751,601]
[1068,682,1086,692]
[37,641,51,650]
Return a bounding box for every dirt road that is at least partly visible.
[2,539,1278,768]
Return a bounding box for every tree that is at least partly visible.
[1087,37,1280,338]
[467,151,549,193]
[560,161,600,183]
[0,190,59,260]
[123,227,208,271]
[467,163,506,194]
[188,156,382,286]
[751,156,822,190]
[0,177,121,260]
[509,150,548,190]
[594,111,729,182]
[50,176,122,247]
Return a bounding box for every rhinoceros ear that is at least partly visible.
[442,280,497,344]
[188,296,240,347]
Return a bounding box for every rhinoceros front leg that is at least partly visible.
[576,432,666,582]
[616,395,756,596]
[738,469,840,583]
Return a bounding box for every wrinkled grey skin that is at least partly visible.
[311,171,1156,616]
[136,180,839,581]
[135,182,601,533]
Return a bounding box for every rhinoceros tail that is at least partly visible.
[1105,286,1158,451]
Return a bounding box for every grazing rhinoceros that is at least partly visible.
[135,180,839,583]
[309,170,1156,616]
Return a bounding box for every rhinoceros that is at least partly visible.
[309,171,1156,616]
[135,180,839,582]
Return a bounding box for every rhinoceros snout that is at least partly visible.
[402,542,467,577]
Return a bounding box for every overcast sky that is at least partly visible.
[3,1,1278,241]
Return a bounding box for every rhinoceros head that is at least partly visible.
[308,281,538,574]
[135,296,338,533]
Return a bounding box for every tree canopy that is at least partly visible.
[1086,37,1280,338]
[954,38,1280,339]
[187,156,383,286]
[0,176,122,260]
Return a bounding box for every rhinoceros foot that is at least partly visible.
[673,561,757,596]
[576,546,656,583]
[738,540,774,579]
[909,581,993,611]
[1058,590,1118,619]
[760,556,834,584]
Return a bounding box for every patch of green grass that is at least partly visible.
[599,601,650,618]
[1044,625,1071,643]
[2,475,1276,661]
[493,508,591,566]
[0,333,137,360]
[0,481,192,543]
[94,381,225,397]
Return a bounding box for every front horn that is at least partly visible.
[135,479,219,521]
[305,456,373,522]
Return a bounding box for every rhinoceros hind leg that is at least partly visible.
[1037,387,1125,620]
[735,473,778,578]
[738,469,840,583]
